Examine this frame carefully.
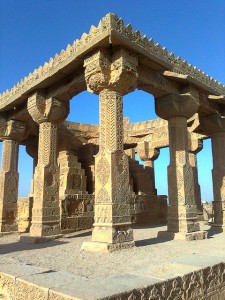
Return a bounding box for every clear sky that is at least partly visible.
[0,0,225,201]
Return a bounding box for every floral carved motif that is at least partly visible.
[96,157,110,185]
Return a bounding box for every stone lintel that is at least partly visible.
[163,71,222,96]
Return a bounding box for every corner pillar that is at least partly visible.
[156,91,207,240]
[200,113,225,232]
[0,119,26,233]
[211,132,225,230]
[82,48,138,252]
[24,92,69,239]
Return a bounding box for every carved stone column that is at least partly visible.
[26,143,38,198]
[200,113,225,232]
[156,91,207,240]
[24,92,69,239]
[82,48,138,252]
[0,119,26,233]
[137,142,160,195]
[189,138,204,219]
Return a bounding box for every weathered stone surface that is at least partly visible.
[200,114,225,231]
[156,92,207,240]
[0,12,224,255]
[0,119,26,233]
[27,93,69,238]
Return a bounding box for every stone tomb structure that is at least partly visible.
[0,14,225,252]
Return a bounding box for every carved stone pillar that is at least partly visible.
[156,91,207,240]
[189,138,203,219]
[200,113,225,232]
[26,143,38,198]
[78,144,98,194]
[24,92,69,239]
[137,142,159,195]
[82,48,138,252]
[0,119,26,233]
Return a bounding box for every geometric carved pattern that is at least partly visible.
[0,139,19,232]
[99,90,124,152]
[167,115,200,236]
[30,122,60,237]
[84,48,137,246]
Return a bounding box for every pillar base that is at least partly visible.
[81,241,135,253]
[158,230,208,241]
[0,231,17,237]
[19,233,63,244]
[0,224,18,233]
[210,224,225,233]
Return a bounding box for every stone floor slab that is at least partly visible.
[172,254,225,267]
[0,262,49,277]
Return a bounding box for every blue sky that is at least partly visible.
[0,0,224,201]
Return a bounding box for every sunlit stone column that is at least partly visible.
[156,91,207,240]
[0,119,26,233]
[200,113,225,232]
[137,141,159,195]
[189,138,204,219]
[24,92,69,239]
[82,48,138,252]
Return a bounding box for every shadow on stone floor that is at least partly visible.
[65,230,92,239]
[135,236,171,247]
[207,227,223,238]
[132,223,167,230]
[0,239,69,255]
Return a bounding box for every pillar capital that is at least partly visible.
[136,142,160,161]
[189,138,203,154]
[199,113,225,135]
[27,91,69,124]
[0,118,26,142]
[155,92,199,120]
[26,143,38,159]
[84,47,138,95]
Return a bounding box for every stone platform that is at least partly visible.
[0,223,225,299]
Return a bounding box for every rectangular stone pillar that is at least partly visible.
[82,90,134,252]
[29,122,61,237]
[159,116,206,240]
[0,139,19,232]
[189,152,203,219]
[211,132,225,231]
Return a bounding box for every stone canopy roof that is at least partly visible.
[0,13,224,111]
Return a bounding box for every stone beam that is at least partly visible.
[137,66,179,97]
[46,71,86,101]
[163,71,224,96]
